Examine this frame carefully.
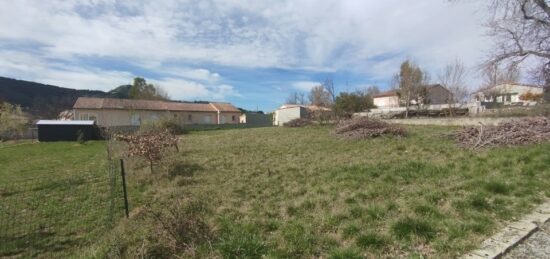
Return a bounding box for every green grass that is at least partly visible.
[0,141,131,258]
[2,125,550,258]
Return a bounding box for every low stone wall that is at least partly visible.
[384,117,525,126]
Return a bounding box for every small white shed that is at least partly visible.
[273,106,307,126]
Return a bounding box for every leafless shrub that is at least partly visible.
[115,129,179,173]
[283,118,314,127]
[455,117,550,149]
[141,199,216,258]
[333,116,407,139]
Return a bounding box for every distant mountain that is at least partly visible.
[0,77,115,119]
[108,84,132,99]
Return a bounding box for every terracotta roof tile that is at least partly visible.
[373,90,399,98]
[210,102,241,112]
[73,97,239,113]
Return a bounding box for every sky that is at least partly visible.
[0,0,493,112]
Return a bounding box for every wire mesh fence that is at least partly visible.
[0,159,127,257]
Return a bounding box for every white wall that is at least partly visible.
[274,107,304,126]
[373,96,399,108]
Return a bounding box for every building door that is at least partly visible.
[221,115,226,124]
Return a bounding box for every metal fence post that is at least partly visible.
[120,159,129,218]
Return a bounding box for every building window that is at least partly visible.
[79,113,97,121]
[232,115,236,121]
[203,115,211,123]
[188,114,192,121]
[173,114,177,118]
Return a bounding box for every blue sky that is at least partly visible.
[0,0,492,112]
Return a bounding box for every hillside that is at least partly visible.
[0,77,128,119]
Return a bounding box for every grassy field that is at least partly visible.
[0,141,130,258]
[1,125,549,258]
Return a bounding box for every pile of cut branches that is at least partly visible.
[333,116,406,139]
[455,117,550,150]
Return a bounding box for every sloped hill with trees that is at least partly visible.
[0,77,168,120]
[0,77,112,119]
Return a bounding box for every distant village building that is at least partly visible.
[372,90,400,108]
[73,97,241,127]
[471,83,543,106]
[372,84,451,108]
[273,104,330,126]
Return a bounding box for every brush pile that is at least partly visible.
[333,116,406,139]
[455,117,550,149]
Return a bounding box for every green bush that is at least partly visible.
[139,118,189,135]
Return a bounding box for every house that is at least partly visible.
[372,84,452,108]
[471,83,544,106]
[373,90,399,108]
[73,97,242,127]
[424,84,452,105]
[36,120,101,142]
[273,104,331,126]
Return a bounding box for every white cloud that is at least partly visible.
[0,49,133,91]
[151,78,238,101]
[0,49,239,100]
[292,81,320,91]
[162,67,221,82]
[0,0,494,90]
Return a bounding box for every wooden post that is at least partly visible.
[120,159,129,218]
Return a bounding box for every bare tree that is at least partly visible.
[481,62,521,88]
[321,78,336,104]
[297,92,307,105]
[364,85,381,96]
[286,91,307,105]
[396,60,426,118]
[439,59,468,116]
[309,85,332,107]
[286,92,299,104]
[483,0,550,101]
